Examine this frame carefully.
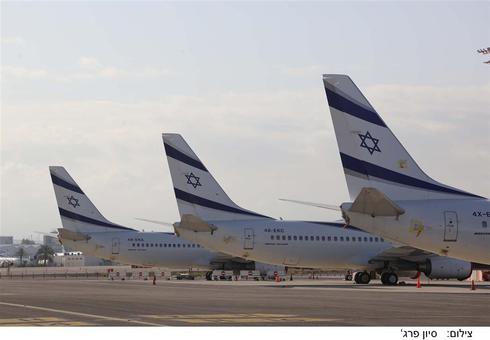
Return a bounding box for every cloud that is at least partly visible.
[1,66,48,78]
[2,57,171,82]
[278,65,325,77]
[1,83,489,238]
[79,56,103,69]
[365,84,490,133]
[1,36,25,46]
[74,56,170,79]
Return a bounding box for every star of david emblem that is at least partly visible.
[185,172,202,189]
[358,131,381,155]
[65,195,80,208]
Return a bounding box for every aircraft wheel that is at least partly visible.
[345,273,353,281]
[353,272,361,283]
[359,271,371,284]
[205,271,213,281]
[381,272,398,285]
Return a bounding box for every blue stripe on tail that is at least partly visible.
[340,153,483,198]
[164,143,207,172]
[59,208,136,231]
[324,86,387,127]
[174,188,271,219]
[51,174,84,194]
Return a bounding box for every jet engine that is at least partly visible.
[419,257,472,280]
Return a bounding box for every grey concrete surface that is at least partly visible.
[0,278,488,326]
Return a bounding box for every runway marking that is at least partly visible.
[141,313,339,324]
[0,302,164,326]
[0,317,95,326]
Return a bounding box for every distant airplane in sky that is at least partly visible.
[477,47,490,64]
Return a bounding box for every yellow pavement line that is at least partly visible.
[0,302,164,326]
[143,314,252,319]
[0,317,96,326]
[140,314,339,324]
[0,317,64,325]
[177,317,338,324]
[142,313,295,319]
[1,320,96,326]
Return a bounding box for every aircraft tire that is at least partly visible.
[359,271,371,284]
[381,272,398,285]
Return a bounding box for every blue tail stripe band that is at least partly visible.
[59,208,136,231]
[164,143,207,172]
[51,174,84,195]
[174,188,271,219]
[340,153,483,198]
[324,86,387,128]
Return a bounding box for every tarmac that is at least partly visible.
[0,278,489,326]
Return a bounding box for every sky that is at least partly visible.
[1,1,489,240]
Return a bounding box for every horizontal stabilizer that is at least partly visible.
[58,228,91,242]
[279,198,341,211]
[174,214,218,233]
[134,218,174,227]
[349,187,405,217]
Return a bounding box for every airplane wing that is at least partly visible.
[371,245,432,262]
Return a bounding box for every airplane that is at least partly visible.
[49,166,282,279]
[162,133,479,285]
[0,257,20,267]
[308,74,489,265]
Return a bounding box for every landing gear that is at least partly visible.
[381,272,398,285]
[354,271,371,284]
[345,273,353,281]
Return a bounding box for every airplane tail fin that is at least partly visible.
[323,74,482,201]
[162,133,271,222]
[49,166,135,233]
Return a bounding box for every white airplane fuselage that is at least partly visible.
[175,220,392,270]
[342,198,490,264]
[61,231,217,269]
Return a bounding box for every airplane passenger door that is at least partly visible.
[112,238,120,254]
[243,228,254,250]
[443,211,458,242]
